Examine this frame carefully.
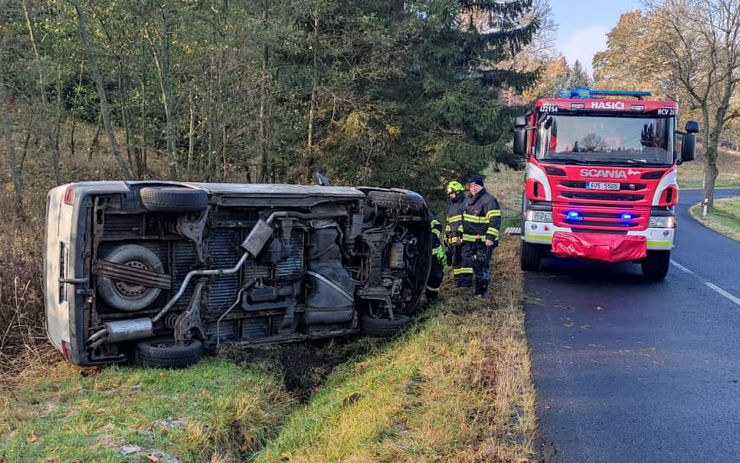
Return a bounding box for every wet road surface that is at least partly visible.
[526,188,740,463]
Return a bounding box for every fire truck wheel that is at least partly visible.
[135,337,203,368]
[520,240,541,271]
[641,250,670,281]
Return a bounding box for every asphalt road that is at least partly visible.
[525,188,740,463]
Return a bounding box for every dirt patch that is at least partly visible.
[218,336,386,401]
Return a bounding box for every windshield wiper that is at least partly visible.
[544,157,589,164]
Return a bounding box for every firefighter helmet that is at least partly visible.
[446,180,464,194]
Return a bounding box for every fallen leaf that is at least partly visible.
[459,422,468,430]
[147,454,159,462]
[26,433,37,443]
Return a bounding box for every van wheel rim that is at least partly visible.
[113,260,151,299]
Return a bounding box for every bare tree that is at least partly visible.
[0,32,23,214]
[68,0,133,179]
[146,0,178,180]
[647,0,740,206]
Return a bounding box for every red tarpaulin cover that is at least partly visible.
[551,232,647,263]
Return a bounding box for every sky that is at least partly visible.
[550,0,642,75]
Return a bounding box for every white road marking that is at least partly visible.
[671,260,740,307]
[705,282,740,307]
[670,259,695,275]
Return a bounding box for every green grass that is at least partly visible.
[689,197,740,242]
[254,240,535,463]
[677,148,740,189]
[0,358,293,462]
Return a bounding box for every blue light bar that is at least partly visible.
[558,87,652,100]
[620,213,633,222]
[566,211,581,221]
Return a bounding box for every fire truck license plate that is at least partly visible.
[586,182,620,191]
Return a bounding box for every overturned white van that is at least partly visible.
[45,181,431,367]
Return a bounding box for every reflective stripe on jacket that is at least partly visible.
[460,188,501,243]
[445,193,465,245]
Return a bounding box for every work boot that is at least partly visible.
[467,281,483,301]
[479,280,489,299]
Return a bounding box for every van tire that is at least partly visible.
[360,314,411,337]
[367,191,425,212]
[97,244,165,311]
[135,337,203,368]
[139,187,208,213]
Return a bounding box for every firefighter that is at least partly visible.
[459,174,501,299]
[426,211,446,303]
[444,180,467,288]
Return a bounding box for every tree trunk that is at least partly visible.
[69,0,133,178]
[52,67,63,185]
[0,61,23,214]
[187,91,194,181]
[70,60,84,158]
[147,0,178,180]
[258,39,269,183]
[306,16,319,162]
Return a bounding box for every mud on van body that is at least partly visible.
[45,181,432,367]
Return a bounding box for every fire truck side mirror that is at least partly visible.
[513,116,528,156]
[513,128,527,156]
[681,132,696,163]
[685,120,700,134]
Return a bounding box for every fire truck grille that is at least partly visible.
[553,181,651,230]
[561,191,644,201]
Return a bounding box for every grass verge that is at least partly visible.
[689,197,740,242]
[677,148,740,189]
[253,239,535,463]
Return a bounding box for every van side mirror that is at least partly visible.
[681,133,696,162]
[685,120,700,134]
[514,115,527,128]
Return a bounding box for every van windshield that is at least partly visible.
[536,114,674,165]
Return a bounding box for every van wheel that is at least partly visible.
[139,186,208,213]
[642,250,670,281]
[360,314,411,337]
[97,244,164,311]
[367,191,425,213]
[520,240,541,271]
[135,337,203,368]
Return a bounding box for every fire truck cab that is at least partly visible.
[513,88,700,280]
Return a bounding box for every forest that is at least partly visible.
[1,0,547,209]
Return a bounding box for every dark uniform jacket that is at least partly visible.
[445,193,465,245]
[430,211,443,249]
[460,188,501,244]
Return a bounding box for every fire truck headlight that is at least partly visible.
[649,216,675,228]
[525,210,552,223]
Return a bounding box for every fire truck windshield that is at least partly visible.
[536,114,674,165]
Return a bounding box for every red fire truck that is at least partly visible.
[513,88,700,280]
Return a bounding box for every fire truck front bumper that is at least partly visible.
[551,232,647,262]
[522,221,676,261]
